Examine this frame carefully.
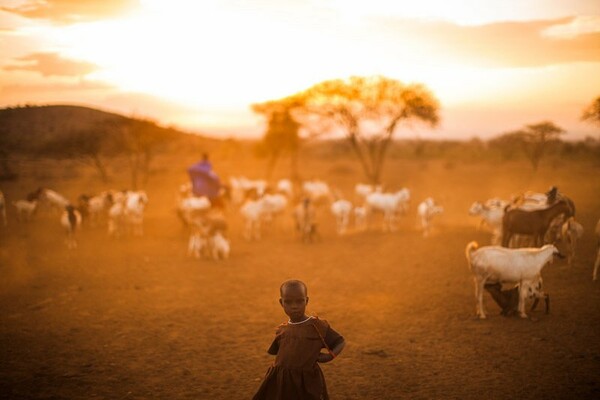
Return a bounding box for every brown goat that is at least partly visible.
[502,200,574,247]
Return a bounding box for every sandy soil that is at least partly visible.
[1,158,599,399]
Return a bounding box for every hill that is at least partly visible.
[0,105,131,146]
[0,105,219,151]
[0,104,219,181]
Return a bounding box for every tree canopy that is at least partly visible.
[582,96,600,127]
[40,127,112,181]
[499,121,565,170]
[251,96,303,179]
[294,75,440,183]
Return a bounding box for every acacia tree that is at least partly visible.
[581,96,600,128]
[508,121,565,170]
[107,118,174,188]
[251,97,302,179]
[40,127,111,182]
[293,75,440,184]
[581,96,600,160]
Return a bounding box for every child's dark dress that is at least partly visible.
[253,317,344,400]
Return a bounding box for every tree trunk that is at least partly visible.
[372,127,397,184]
[92,154,109,183]
[348,133,376,184]
[265,151,280,179]
[129,154,140,190]
[290,150,299,181]
[530,143,544,171]
[142,150,152,184]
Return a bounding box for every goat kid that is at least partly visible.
[417,197,443,238]
[210,231,230,260]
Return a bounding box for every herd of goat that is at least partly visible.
[1,178,599,319]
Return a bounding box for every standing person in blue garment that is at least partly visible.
[187,153,223,207]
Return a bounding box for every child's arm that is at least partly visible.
[317,338,345,363]
[267,328,282,355]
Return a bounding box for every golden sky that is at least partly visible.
[1,0,599,139]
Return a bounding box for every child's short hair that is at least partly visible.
[280,280,308,297]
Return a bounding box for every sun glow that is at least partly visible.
[2,0,598,137]
[47,0,515,113]
[49,2,335,109]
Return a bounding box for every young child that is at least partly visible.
[253,280,345,400]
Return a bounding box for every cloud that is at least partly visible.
[1,80,114,94]
[372,16,600,67]
[0,79,117,110]
[1,0,140,24]
[323,0,600,26]
[3,52,98,77]
[542,15,600,38]
[103,92,200,122]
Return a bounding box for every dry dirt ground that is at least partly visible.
[1,157,599,399]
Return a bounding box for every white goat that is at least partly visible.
[0,191,7,226]
[330,199,353,235]
[466,241,560,319]
[79,192,113,227]
[468,201,505,245]
[229,177,268,204]
[417,197,443,237]
[365,188,410,232]
[508,191,546,210]
[276,179,294,197]
[61,205,82,249]
[485,198,509,209]
[240,198,266,240]
[239,194,288,240]
[39,188,70,214]
[509,190,562,211]
[355,183,382,200]
[125,190,148,236]
[178,196,211,226]
[593,218,600,281]
[107,190,143,237]
[261,193,288,222]
[13,199,37,222]
[560,217,584,267]
[302,180,332,205]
